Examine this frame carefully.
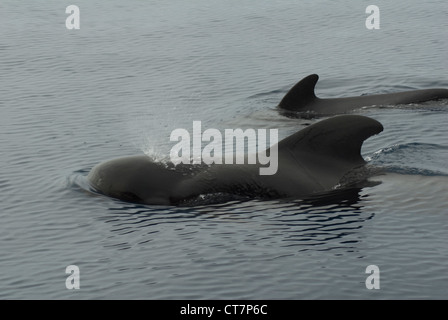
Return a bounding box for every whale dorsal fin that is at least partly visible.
[277,115,383,168]
[278,74,319,111]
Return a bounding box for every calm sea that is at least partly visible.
[1,0,447,299]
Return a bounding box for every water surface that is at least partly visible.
[1,0,447,299]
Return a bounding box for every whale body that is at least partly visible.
[88,115,383,206]
[279,74,448,114]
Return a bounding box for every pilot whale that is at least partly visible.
[87,115,383,206]
[279,74,448,114]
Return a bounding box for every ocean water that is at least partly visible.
[1,0,447,299]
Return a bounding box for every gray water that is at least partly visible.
[1,0,447,299]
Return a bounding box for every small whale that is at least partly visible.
[87,115,383,206]
[279,74,448,114]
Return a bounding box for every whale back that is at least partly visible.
[88,116,384,205]
[275,115,383,176]
[278,74,448,113]
[278,74,319,111]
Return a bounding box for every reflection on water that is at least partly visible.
[76,177,377,253]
